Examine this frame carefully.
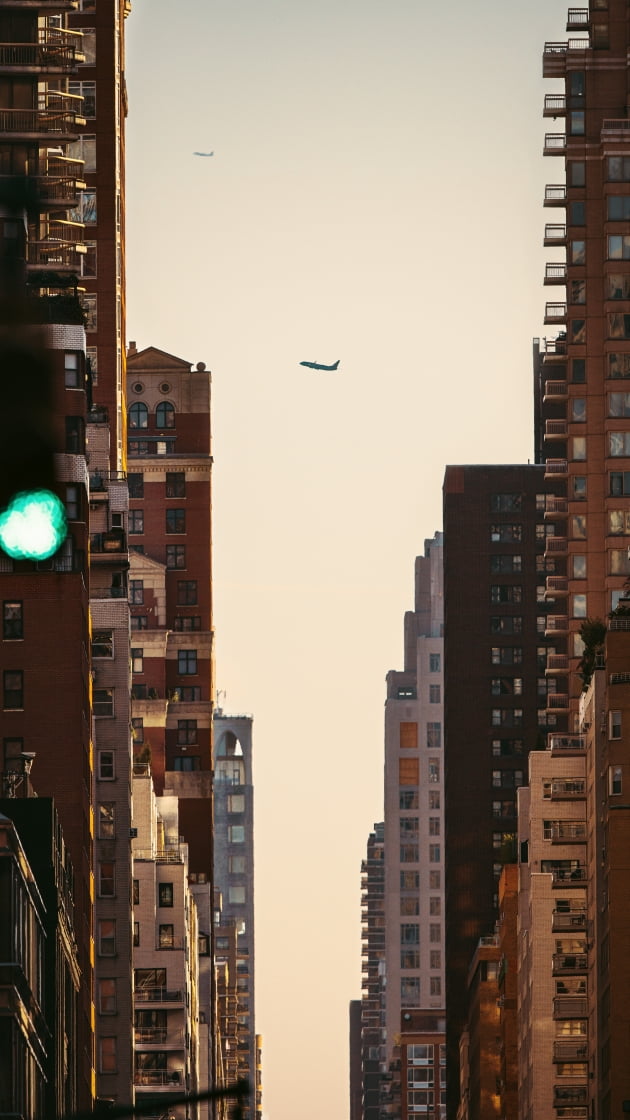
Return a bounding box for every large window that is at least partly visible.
[166,509,186,534]
[3,602,22,640]
[156,402,175,429]
[128,473,144,498]
[166,545,186,569]
[177,649,197,675]
[128,402,148,429]
[129,510,144,534]
[166,472,185,497]
[608,235,630,260]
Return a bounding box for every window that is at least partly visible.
[426,722,441,749]
[569,160,586,186]
[166,509,186,533]
[401,949,420,969]
[172,755,201,771]
[228,794,245,813]
[429,844,440,863]
[177,719,197,745]
[400,790,419,810]
[131,648,144,674]
[130,580,144,605]
[98,978,117,1015]
[572,555,587,580]
[180,686,201,701]
[166,472,186,498]
[571,514,587,539]
[428,760,440,783]
[429,872,440,890]
[98,751,115,780]
[429,790,440,809]
[400,924,420,944]
[609,766,622,795]
[608,156,630,181]
[131,615,148,631]
[430,977,441,996]
[400,844,419,862]
[3,602,22,640]
[99,1037,117,1075]
[156,401,175,429]
[571,241,586,265]
[64,351,81,388]
[429,897,441,916]
[429,684,441,703]
[65,416,85,453]
[129,402,148,429]
[491,585,522,604]
[177,580,197,605]
[570,279,586,304]
[429,652,440,672]
[158,924,174,948]
[401,977,420,1005]
[491,554,522,573]
[490,524,522,542]
[609,710,622,740]
[98,862,115,897]
[129,510,144,534]
[609,314,630,339]
[400,871,419,890]
[158,882,173,907]
[177,649,197,675]
[491,677,523,696]
[491,616,522,634]
[400,817,419,839]
[166,545,186,569]
[430,950,441,969]
[492,738,523,757]
[430,924,441,943]
[97,919,116,957]
[99,804,115,839]
[132,717,144,743]
[400,722,418,749]
[3,670,23,709]
[133,923,140,947]
[229,825,245,843]
[173,615,202,631]
[133,880,139,905]
[570,198,585,224]
[128,473,144,499]
[491,647,522,665]
[94,689,114,717]
[229,886,246,904]
[429,818,440,836]
[493,769,524,788]
[573,475,587,500]
[492,709,523,727]
[491,494,522,512]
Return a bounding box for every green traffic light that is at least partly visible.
[0,489,67,560]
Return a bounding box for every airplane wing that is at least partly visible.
[193,151,214,157]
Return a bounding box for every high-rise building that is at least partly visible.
[442,465,547,1116]
[359,822,385,1120]
[213,710,260,1119]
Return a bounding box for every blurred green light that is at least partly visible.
[0,489,67,560]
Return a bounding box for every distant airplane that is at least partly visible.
[299,359,340,371]
[193,151,214,157]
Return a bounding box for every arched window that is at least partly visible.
[156,401,175,429]
[128,402,148,429]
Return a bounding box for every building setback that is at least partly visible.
[442,465,547,1117]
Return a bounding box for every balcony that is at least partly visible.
[547,693,569,711]
[134,1069,184,1089]
[0,102,85,140]
[552,953,588,974]
[135,1027,185,1047]
[0,29,84,72]
[551,866,587,886]
[545,458,569,479]
[567,9,589,29]
[90,530,126,556]
[134,988,184,1004]
[545,498,569,518]
[555,1111,588,1120]
[544,223,567,246]
[552,911,587,934]
[554,995,588,1018]
[549,734,585,754]
[546,654,570,673]
[545,262,568,284]
[545,576,568,597]
[26,241,84,271]
[36,156,87,207]
[545,538,568,557]
[554,1087,588,1107]
[546,777,586,799]
[544,380,568,403]
[545,418,568,439]
[545,185,567,207]
[543,41,590,78]
[543,336,568,358]
[544,821,587,842]
[544,134,567,156]
[544,94,567,117]
[553,1040,588,1062]
[545,303,568,325]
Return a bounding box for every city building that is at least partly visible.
[442,465,548,1115]
[213,710,260,1119]
[359,822,386,1120]
[383,533,445,1043]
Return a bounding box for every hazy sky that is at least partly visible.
[125,1,567,1115]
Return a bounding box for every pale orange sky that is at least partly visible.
[125,1,567,1115]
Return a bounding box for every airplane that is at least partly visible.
[193,151,214,157]
[299,359,340,371]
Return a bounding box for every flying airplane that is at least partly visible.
[299,359,340,371]
[193,151,214,157]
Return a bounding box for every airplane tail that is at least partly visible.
[332,360,340,369]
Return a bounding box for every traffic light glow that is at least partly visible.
[0,489,67,560]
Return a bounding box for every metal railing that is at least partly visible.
[134,1070,184,1088]
[134,988,184,1003]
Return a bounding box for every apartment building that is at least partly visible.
[442,465,549,1116]
[359,822,385,1120]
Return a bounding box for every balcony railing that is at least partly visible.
[547,693,569,711]
[545,458,568,478]
[551,866,587,885]
[545,262,568,283]
[545,185,567,207]
[544,135,567,156]
[545,778,586,799]
[545,303,568,323]
[134,988,184,1003]
[554,1087,588,1106]
[545,578,568,598]
[553,1040,588,1062]
[567,8,589,27]
[552,911,587,933]
[543,337,568,356]
[546,654,570,673]
[552,953,588,974]
[0,107,85,137]
[134,1070,184,1088]
[549,734,585,754]
[0,30,85,70]
[555,1110,588,1120]
[546,615,569,634]
[133,848,183,864]
[135,1028,185,1045]
[544,95,567,116]
[544,223,567,243]
[554,995,588,1018]
[545,418,568,438]
[544,380,568,401]
[546,500,569,520]
[545,538,568,556]
[544,821,587,842]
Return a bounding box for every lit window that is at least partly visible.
[99,804,115,839]
[64,352,81,388]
